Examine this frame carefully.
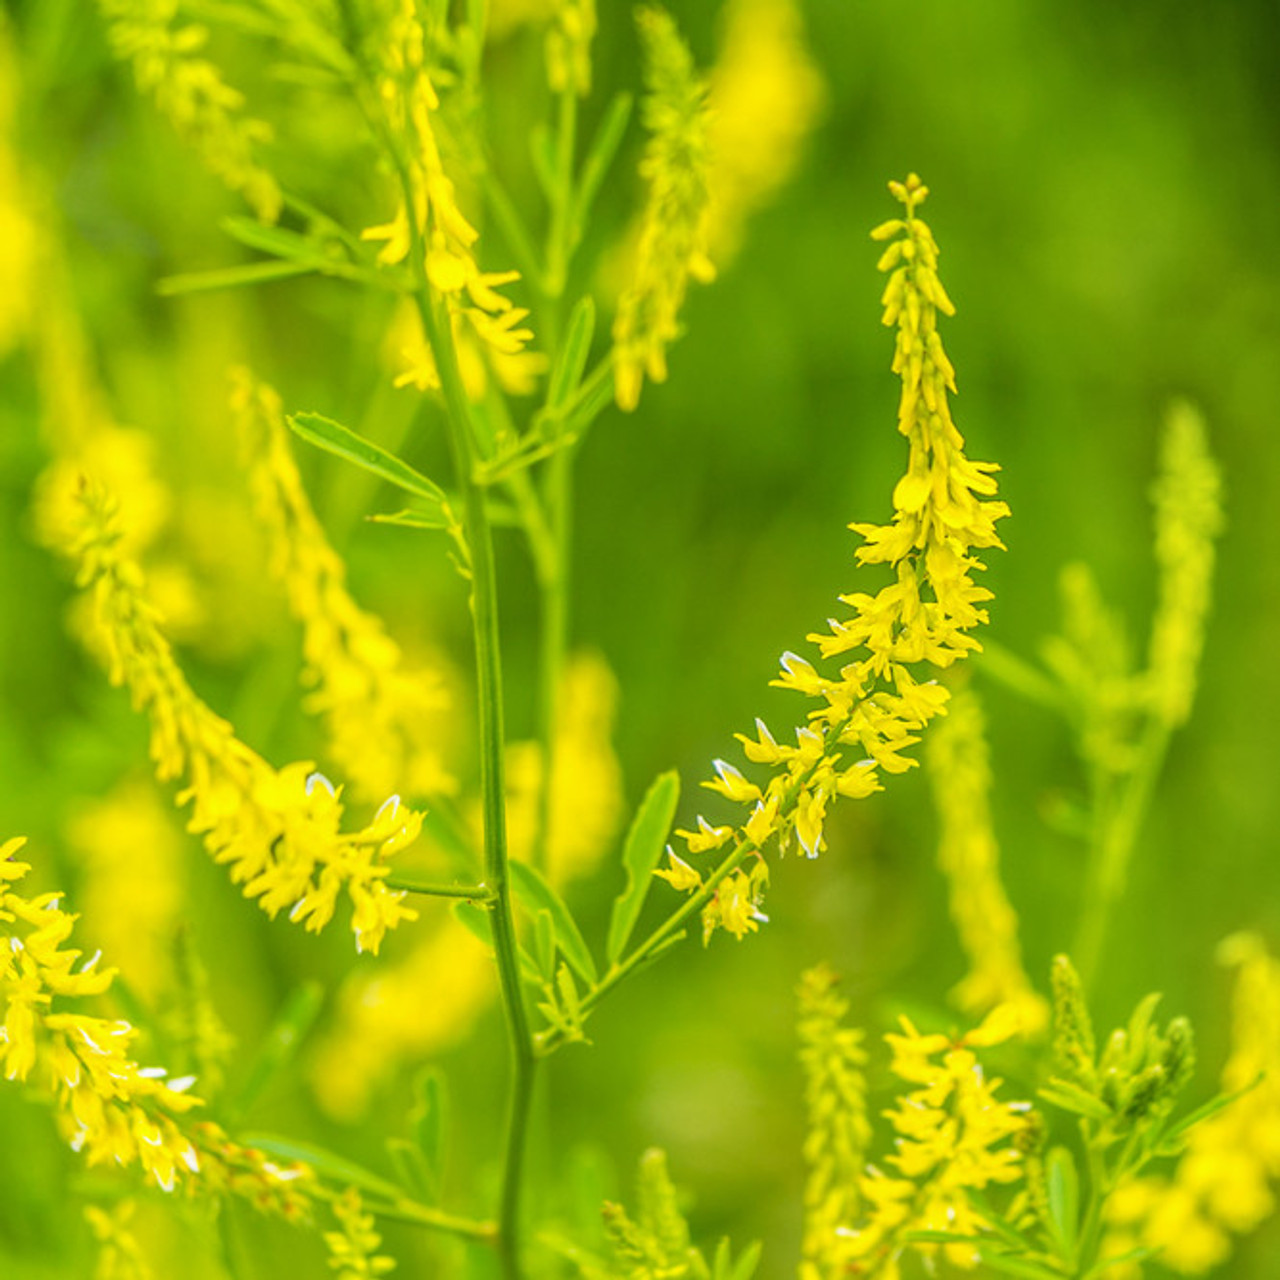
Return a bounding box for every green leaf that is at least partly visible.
[221,215,325,263]
[1039,1079,1114,1122]
[386,1137,432,1202]
[225,982,324,1125]
[904,1230,985,1245]
[573,92,633,236]
[1083,1245,1158,1278]
[410,1066,448,1199]
[533,909,557,983]
[976,1253,1067,1280]
[241,1134,403,1201]
[1044,1145,1080,1262]
[368,507,454,531]
[509,860,598,985]
[607,771,680,964]
[1154,1074,1260,1153]
[727,1240,762,1280]
[546,296,596,416]
[157,259,316,296]
[289,411,449,510]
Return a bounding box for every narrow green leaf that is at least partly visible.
[904,1230,985,1245]
[221,215,325,263]
[573,92,633,234]
[386,1137,432,1201]
[1155,1075,1260,1152]
[1083,1244,1158,1278]
[289,411,448,508]
[1044,1145,1080,1261]
[157,259,316,296]
[241,1134,403,1201]
[368,507,453,531]
[410,1066,448,1199]
[729,1241,762,1280]
[530,123,559,200]
[977,1251,1067,1280]
[226,982,324,1124]
[546,296,596,415]
[509,860,598,985]
[607,770,680,964]
[533,908,557,983]
[1038,1080,1114,1122]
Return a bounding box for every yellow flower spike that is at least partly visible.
[612,5,715,411]
[797,965,871,1280]
[94,0,280,220]
[926,687,1049,1034]
[655,177,1007,943]
[50,479,421,955]
[704,0,825,265]
[232,369,456,805]
[365,1,537,375]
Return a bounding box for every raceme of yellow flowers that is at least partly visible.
[657,175,1009,944]
[1105,934,1280,1275]
[797,965,871,1280]
[611,5,715,412]
[362,0,535,370]
[1,837,312,1209]
[232,368,456,805]
[52,480,422,955]
[925,686,1049,1033]
[94,0,281,222]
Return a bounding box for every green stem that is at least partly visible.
[394,165,536,1280]
[384,875,496,901]
[364,1198,498,1242]
[1073,716,1172,989]
[530,83,579,875]
[536,840,754,1055]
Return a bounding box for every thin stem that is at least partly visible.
[364,1198,498,1242]
[392,156,536,1279]
[536,840,754,1055]
[1073,716,1171,988]
[530,82,579,874]
[384,875,496,901]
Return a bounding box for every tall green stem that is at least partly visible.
[396,172,536,1276]
[530,83,579,874]
[1074,718,1172,989]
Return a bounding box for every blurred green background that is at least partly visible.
[2,0,1279,1275]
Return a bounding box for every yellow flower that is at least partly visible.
[925,686,1048,1032]
[95,0,280,220]
[1104,934,1280,1273]
[839,1010,1030,1275]
[324,1188,397,1278]
[233,369,457,804]
[664,177,1007,940]
[797,965,871,1280]
[612,5,715,412]
[3,838,316,1213]
[705,0,825,263]
[363,0,537,375]
[52,480,421,955]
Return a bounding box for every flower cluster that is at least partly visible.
[797,965,871,1280]
[232,369,456,804]
[925,686,1048,1031]
[1105,934,1280,1274]
[1,837,312,1210]
[54,480,422,955]
[705,0,825,263]
[95,0,280,220]
[324,1188,397,1279]
[658,176,1008,939]
[611,5,715,412]
[363,0,534,369]
[837,1006,1030,1276]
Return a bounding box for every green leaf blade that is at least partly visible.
[607,770,680,964]
[509,860,598,985]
